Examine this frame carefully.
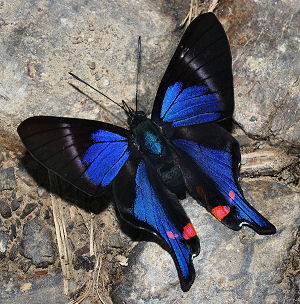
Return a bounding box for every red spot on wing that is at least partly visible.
[167,231,178,239]
[229,190,235,202]
[182,223,197,240]
[212,205,230,221]
[196,186,207,201]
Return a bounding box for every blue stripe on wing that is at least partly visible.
[173,139,269,227]
[134,161,191,279]
[160,82,222,127]
[82,130,129,187]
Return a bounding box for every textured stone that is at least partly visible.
[0,230,9,259]
[0,145,3,164]
[0,200,12,218]
[11,198,21,211]
[10,223,17,239]
[0,273,68,304]
[20,217,55,267]
[0,167,16,190]
[111,179,299,303]
[20,260,32,273]
[295,272,300,290]
[9,243,19,261]
[20,203,38,219]
[109,232,124,248]
[223,0,300,148]
[0,0,179,137]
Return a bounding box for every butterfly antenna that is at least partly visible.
[135,36,142,112]
[69,72,124,110]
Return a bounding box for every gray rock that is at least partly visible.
[295,272,300,290]
[109,232,124,248]
[11,198,21,211]
[10,223,17,239]
[0,272,68,304]
[9,243,19,261]
[20,259,32,273]
[0,230,9,258]
[111,179,299,303]
[0,145,3,164]
[225,0,300,148]
[20,217,55,267]
[20,203,38,219]
[0,0,179,137]
[0,199,12,218]
[0,167,16,191]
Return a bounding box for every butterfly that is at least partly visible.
[17,13,276,292]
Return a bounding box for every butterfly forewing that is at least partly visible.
[18,116,133,196]
[151,13,234,126]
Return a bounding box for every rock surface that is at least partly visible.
[0,230,9,258]
[0,272,68,304]
[224,0,300,148]
[0,168,16,191]
[20,217,56,267]
[0,0,180,137]
[0,199,12,218]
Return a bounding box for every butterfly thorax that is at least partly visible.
[131,117,186,199]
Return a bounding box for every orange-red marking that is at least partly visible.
[229,190,235,201]
[182,223,197,240]
[167,231,178,239]
[212,205,230,221]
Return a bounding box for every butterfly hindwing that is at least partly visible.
[170,123,276,234]
[17,116,133,196]
[151,13,234,126]
[113,157,200,291]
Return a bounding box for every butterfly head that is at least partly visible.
[122,100,146,127]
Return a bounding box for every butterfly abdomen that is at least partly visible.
[132,118,186,199]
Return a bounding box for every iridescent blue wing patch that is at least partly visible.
[151,13,234,125]
[113,159,200,291]
[82,130,129,187]
[171,124,276,234]
[17,116,132,196]
[160,82,222,126]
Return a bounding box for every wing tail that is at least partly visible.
[113,158,200,291]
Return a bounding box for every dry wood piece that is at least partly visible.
[180,0,203,28]
[181,0,219,28]
[240,147,297,177]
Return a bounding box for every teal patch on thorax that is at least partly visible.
[144,131,162,155]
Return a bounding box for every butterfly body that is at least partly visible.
[130,115,186,199]
[18,13,276,292]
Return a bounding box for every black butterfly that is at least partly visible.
[17,13,276,291]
